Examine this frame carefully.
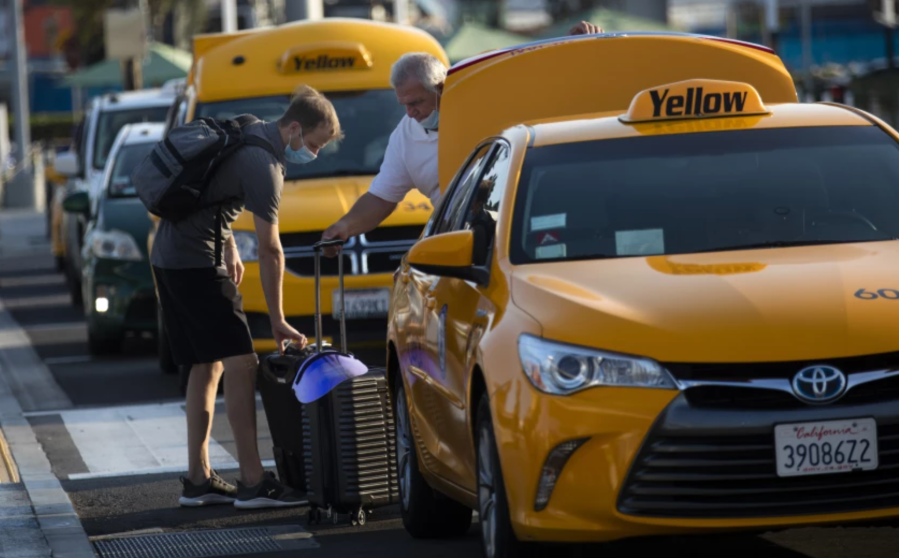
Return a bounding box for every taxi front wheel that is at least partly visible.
[476,393,540,558]
[394,378,473,538]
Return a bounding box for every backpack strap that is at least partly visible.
[242,135,280,160]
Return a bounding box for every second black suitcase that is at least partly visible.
[301,239,400,526]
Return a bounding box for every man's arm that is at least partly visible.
[324,193,397,241]
[254,215,305,353]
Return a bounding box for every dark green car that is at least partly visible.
[64,123,162,355]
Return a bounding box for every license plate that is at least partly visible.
[774,418,878,477]
[332,288,391,320]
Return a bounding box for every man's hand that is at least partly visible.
[224,242,245,286]
[321,220,349,258]
[272,319,306,355]
[569,21,603,35]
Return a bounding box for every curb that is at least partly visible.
[0,298,96,558]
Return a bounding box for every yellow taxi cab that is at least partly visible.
[148,19,447,366]
[387,32,899,557]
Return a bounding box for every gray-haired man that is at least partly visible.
[321,22,601,252]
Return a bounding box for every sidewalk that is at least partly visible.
[0,209,96,558]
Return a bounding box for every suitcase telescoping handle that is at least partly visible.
[312,239,346,354]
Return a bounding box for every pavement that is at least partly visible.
[4,208,899,558]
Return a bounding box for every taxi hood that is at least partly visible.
[231,176,432,231]
[510,242,899,363]
[439,33,797,192]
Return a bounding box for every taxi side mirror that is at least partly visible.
[62,191,90,215]
[408,230,488,285]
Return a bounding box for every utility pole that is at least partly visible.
[875,0,896,69]
[765,0,780,52]
[221,0,238,32]
[6,0,34,209]
[284,0,324,21]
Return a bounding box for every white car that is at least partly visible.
[56,88,175,307]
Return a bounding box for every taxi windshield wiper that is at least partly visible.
[690,238,899,254]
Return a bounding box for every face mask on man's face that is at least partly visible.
[418,109,439,131]
[417,91,440,131]
[285,127,316,164]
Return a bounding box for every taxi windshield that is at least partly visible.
[108,142,155,198]
[93,107,170,170]
[196,89,405,181]
[510,126,899,264]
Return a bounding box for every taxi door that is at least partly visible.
[408,141,510,490]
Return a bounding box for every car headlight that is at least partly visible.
[233,231,258,262]
[518,334,677,395]
[90,229,143,261]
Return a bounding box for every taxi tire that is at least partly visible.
[476,394,539,558]
[394,379,473,539]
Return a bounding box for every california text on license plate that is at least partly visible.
[332,288,391,320]
[774,418,878,478]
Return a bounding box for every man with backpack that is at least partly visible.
[143,85,343,509]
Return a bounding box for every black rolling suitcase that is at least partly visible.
[296,239,400,526]
[258,342,313,493]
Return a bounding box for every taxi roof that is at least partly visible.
[120,122,165,146]
[191,18,448,102]
[524,102,874,148]
[95,88,175,112]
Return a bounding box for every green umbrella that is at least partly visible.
[62,42,192,88]
[443,22,533,63]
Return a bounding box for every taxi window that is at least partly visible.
[93,107,170,170]
[510,126,899,264]
[432,144,493,236]
[196,89,405,181]
[460,144,510,266]
[107,142,155,198]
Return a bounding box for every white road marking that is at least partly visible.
[42,355,92,365]
[0,274,65,288]
[21,322,85,332]
[68,460,277,481]
[46,397,268,479]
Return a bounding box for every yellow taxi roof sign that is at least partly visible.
[277,41,373,74]
[619,79,769,124]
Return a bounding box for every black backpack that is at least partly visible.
[132,114,279,264]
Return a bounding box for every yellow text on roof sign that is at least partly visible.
[278,42,374,74]
[620,79,770,123]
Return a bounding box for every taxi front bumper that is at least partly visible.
[492,380,899,543]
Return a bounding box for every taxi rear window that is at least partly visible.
[510,126,899,264]
[196,89,405,181]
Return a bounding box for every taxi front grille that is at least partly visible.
[618,423,899,518]
[280,225,422,277]
[665,351,899,382]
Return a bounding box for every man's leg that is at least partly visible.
[186,361,224,485]
[222,353,264,486]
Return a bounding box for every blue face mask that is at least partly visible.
[285,128,316,165]
[418,109,439,131]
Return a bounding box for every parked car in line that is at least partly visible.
[63,123,162,355]
[54,89,175,307]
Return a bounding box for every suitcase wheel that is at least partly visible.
[351,507,367,527]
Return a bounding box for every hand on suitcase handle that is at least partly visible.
[313,239,345,251]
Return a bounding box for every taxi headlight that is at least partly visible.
[90,230,143,261]
[233,231,258,263]
[518,334,676,395]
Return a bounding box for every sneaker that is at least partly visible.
[178,470,238,507]
[234,471,307,510]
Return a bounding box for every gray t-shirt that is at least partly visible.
[150,119,285,269]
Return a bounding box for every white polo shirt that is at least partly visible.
[368,115,440,207]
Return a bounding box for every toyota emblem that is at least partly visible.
[791,366,847,404]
